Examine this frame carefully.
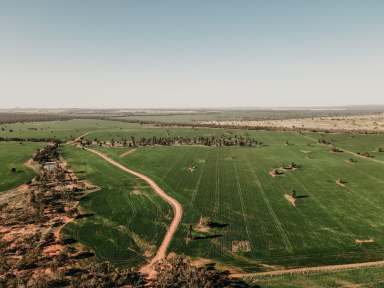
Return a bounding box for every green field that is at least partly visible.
[61,145,171,267]
[307,132,384,161]
[247,266,384,288]
[2,118,384,285]
[60,129,384,272]
[0,141,44,192]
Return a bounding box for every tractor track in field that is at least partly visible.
[66,131,93,145]
[299,132,384,165]
[84,148,183,278]
[339,147,384,165]
[232,259,384,279]
[119,148,137,157]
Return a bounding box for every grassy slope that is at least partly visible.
[61,145,171,267]
[0,141,44,192]
[100,131,384,272]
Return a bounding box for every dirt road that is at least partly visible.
[85,148,183,277]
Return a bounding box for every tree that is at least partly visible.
[153,255,250,288]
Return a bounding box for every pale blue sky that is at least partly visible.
[1,1,383,108]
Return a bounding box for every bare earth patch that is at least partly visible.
[355,238,375,244]
[201,113,384,132]
[269,169,283,178]
[1,145,101,286]
[284,194,296,207]
[336,179,347,187]
[187,165,196,173]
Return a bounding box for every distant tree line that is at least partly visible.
[81,135,264,147]
[0,112,87,124]
[0,137,62,143]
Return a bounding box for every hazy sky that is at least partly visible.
[1,0,383,108]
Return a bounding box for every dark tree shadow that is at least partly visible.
[193,234,223,240]
[294,195,309,199]
[207,222,229,228]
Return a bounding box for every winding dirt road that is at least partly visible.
[85,148,183,277]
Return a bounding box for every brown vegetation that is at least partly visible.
[0,144,105,287]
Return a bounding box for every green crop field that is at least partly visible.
[83,130,384,272]
[0,117,383,286]
[61,145,171,267]
[246,266,384,288]
[0,141,44,192]
[306,132,384,161]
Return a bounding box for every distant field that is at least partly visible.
[0,141,44,192]
[92,131,384,272]
[0,119,141,141]
[110,109,382,124]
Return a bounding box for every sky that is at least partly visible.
[0,0,383,108]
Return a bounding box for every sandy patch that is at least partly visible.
[191,258,214,267]
[130,189,144,195]
[355,238,375,244]
[2,224,38,242]
[269,169,283,178]
[194,225,210,233]
[284,194,296,207]
[187,166,196,173]
[336,179,347,187]
[24,159,40,174]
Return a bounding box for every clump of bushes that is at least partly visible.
[153,255,250,288]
